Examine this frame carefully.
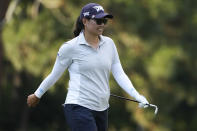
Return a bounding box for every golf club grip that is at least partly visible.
[110,94,139,103]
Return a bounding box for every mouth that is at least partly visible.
[98,28,103,31]
[97,28,104,32]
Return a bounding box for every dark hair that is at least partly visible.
[73,16,84,37]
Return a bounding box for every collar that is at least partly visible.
[78,31,105,46]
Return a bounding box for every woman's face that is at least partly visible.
[83,18,108,36]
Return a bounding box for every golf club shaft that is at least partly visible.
[110,93,140,103]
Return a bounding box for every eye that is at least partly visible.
[94,19,108,25]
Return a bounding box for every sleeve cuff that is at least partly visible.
[34,89,44,98]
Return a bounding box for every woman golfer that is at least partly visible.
[27,3,149,131]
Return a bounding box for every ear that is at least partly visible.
[82,18,88,26]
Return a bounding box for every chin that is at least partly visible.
[97,30,104,35]
[91,29,104,36]
[98,32,103,35]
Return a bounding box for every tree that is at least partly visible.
[0,0,11,96]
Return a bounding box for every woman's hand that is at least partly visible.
[27,94,40,107]
[136,95,149,108]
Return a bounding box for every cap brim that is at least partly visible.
[95,13,113,19]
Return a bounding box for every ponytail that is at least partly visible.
[73,16,84,37]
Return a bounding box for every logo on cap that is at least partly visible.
[83,12,90,17]
[93,6,104,12]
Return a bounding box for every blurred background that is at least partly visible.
[0,0,197,131]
